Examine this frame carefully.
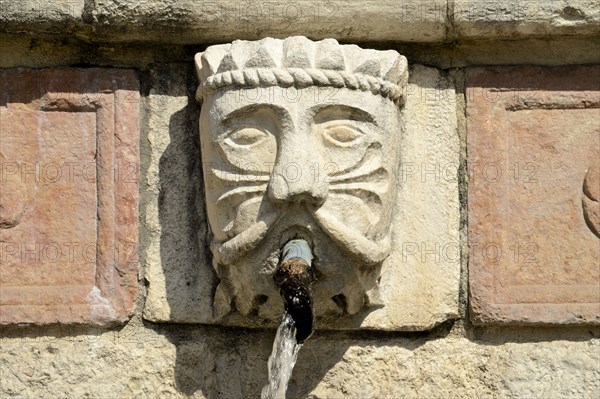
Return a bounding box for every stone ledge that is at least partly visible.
[0,0,89,35]
[452,0,600,39]
[90,0,447,43]
[0,1,598,44]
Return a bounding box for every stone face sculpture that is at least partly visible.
[195,37,408,321]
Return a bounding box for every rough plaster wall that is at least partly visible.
[1,318,599,398]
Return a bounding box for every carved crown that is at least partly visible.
[195,37,408,104]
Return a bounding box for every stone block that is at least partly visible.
[0,0,87,34]
[379,64,461,330]
[0,68,139,325]
[141,63,216,323]
[467,65,600,325]
[2,1,600,44]
[92,0,447,43]
[453,0,600,39]
[143,57,460,331]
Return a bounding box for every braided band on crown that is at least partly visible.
[196,67,403,104]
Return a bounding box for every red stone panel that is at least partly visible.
[0,68,139,325]
[467,66,600,325]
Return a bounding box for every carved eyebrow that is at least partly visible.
[310,104,377,125]
[222,104,290,125]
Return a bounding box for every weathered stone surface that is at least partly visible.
[91,0,448,43]
[143,48,460,330]
[141,63,216,324]
[0,320,599,398]
[467,66,600,325]
[389,64,461,329]
[3,1,600,44]
[453,0,600,39]
[0,68,139,325]
[0,0,87,34]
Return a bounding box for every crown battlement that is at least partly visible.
[195,37,408,104]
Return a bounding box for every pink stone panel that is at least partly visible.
[467,66,600,325]
[0,68,139,325]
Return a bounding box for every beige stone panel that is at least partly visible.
[453,0,600,39]
[379,64,461,330]
[467,65,600,325]
[141,64,217,323]
[0,68,139,325]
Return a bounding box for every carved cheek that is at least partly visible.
[208,126,277,240]
[228,197,263,236]
[326,194,382,231]
[314,122,392,238]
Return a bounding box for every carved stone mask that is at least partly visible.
[196,37,407,321]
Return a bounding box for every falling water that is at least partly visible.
[261,312,303,399]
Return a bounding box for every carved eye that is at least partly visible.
[225,127,270,147]
[321,124,365,147]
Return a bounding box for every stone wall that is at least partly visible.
[1,1,599,398]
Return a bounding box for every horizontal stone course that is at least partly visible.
[0,0,88,33]
[453,0,600,38]
[0,1,598,43]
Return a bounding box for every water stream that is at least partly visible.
[261,312,303,399]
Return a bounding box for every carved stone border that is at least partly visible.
[0,68,139,325]
[467,66,600,325]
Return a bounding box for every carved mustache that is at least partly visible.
[213,206,391,266]
[210,147,391,265]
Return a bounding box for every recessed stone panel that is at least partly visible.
[467,66,600,325]
[0,68,139,325]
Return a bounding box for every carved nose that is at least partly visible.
[268,144,328,206]
[269,174,328,205]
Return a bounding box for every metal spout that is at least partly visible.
[273,239,316,344]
